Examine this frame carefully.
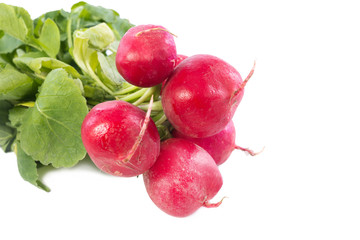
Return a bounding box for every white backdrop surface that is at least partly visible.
[1,0,359,239]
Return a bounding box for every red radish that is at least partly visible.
[161,54,255,138]
[160,54,188,94]
[115,24,177,87]
[143,138,223,218]
[81,98,160,177]
[175,54,188,66]
[172,120,259,165]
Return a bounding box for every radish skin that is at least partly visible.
[115,24,177,87]
[161,54,254,138]
[143,138,223,217]
[81,99,160,177]
[174,54,187,66]
[172,120,259,165]
[160,54,188,95]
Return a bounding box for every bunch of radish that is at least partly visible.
[81,24,259,217]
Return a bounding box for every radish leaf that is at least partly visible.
[15,141,50,192]
[19,68,88,168]
[0,64,37,101]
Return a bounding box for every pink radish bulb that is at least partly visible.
[115,24,177,87]
[161,54,255,138]
[143,138,223,218]
[172,120,258,165]
[81,99,160,177]
[160,54,188,94]
[175,54,188,66]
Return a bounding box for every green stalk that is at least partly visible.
[132,86,158,106]
[113,85,139,95]
[66,18,73,49]
[117,88,147,102]
[152,112,165,122]
[155,113,167,125]
[85,62,114,96]
[138,100,163,111]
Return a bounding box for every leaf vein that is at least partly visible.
[35,101,81,141]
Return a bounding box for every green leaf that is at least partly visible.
[0,124,14,152]
[71,2,118,23]
[83,84,111,103]
[0,100,15,152]
[72,23,115,94]
[0,55,6,64]
[8,106,28,129]
[12,52,47,83]
[34,9,69,41]
[31,57,76,76]
[97,52,125,90]
[34,9,73,64]
[0,64,37,101]
[0,31,23,54]
[0,100,12,124]
[15,141,50,192]
[36,18,61,58]
[13,53,81,81]
[67,2,133,48]
[108,18,133,40]
[19,68,88,168]
[0,4,62,57]
[1,51,19,66]
[0,3,34,44]
[81,22,115,50]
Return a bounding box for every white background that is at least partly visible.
[1,0,360,239]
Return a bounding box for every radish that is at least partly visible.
[115,24,177,87]
[175,54,187,66]
[160,54,188,94]
[81,97,160,177]
[161,54,255,138]
[172,120,260,165]
[143,138,223,217]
